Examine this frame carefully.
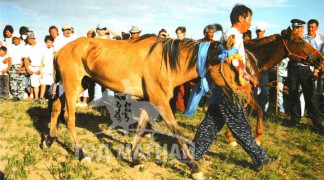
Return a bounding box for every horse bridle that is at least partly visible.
[282,38,319,62]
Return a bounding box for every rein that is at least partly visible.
[282,39,319,60]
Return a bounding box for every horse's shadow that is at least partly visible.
[26,106,253,176]
[26,106,194,176]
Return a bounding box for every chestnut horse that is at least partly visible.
[44,26,322,179]
[225,27,324,146]
[45,35,251,179]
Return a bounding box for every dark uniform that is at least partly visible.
[287,19,323,132]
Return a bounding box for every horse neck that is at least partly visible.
[244,35,287,80]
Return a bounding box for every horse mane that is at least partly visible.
[244,34,281,48]
[134,34,201,72]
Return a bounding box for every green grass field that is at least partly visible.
[0,100,323,179]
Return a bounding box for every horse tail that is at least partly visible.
[53,55,60,83]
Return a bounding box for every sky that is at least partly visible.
[1,0,324,41]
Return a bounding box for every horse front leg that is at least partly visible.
[130,109,149,166]
[250,98,263,145]
[151,99,203,180]
[225,126,238,147]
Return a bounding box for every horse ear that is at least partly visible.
[281,27,291,39]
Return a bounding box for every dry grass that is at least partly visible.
[0,100,323,179]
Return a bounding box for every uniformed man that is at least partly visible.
[287,19,323,133]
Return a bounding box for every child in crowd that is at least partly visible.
[39,35,54,104]
[0,46,12,100]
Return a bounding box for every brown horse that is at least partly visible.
[225,27,324,146]
[45,35,251,179]
[44,26,322,178]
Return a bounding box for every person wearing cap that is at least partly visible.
[191,4,279,173]
[286,18,323,132]
[53,23,77,52]
[95,23,120,40]
[253,24,270,113]
[23,31,45,103]
[255,24,266,39]
[129,25,142,39]
[7,32,27,100]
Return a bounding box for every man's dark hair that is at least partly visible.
[19,26,29,35]
[48,25,59,35]
[243,30,252,38]
[44,35,54,43]
[0,46,7,53]
[175,26,186,33]
[307,19,319,27]
[230,4,252,25]
[3,25,14,38]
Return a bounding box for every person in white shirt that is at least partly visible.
[24,31,44,103]
[7,32,26,100]
[54,24,77,52]
[191,4,278,173]
[39,35,55,104]
[0,46,11,100]
[2,25,14,48]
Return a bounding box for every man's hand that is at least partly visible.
[2,57,9,64]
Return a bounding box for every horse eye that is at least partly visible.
[232,59,239,67]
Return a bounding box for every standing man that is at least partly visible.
[54,24,77,52]
[303,19,324,132]
[200,25,215,43]
[253,24,270,113]
[287,19,323,133]
[24,31,44,103]
[129,26,141,39]
[191,4,279,172]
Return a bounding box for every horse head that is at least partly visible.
[281,27,324,67]
[209,53,252,108]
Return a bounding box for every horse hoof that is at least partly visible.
[192,171,205,180]
[130,159,143,168]
[229,141,238,147]
[256,141,261,146]
[80,157,92,164]
[42,141,49,149]
[42,137,56,149]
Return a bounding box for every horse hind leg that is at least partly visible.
[43,94,66,149]
[130,109,149,166]
[62,81,91,162]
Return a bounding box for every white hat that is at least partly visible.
[62,23,72,30]
[12,32,20,39]
[129,26,142,34]
[256,24,266,31]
